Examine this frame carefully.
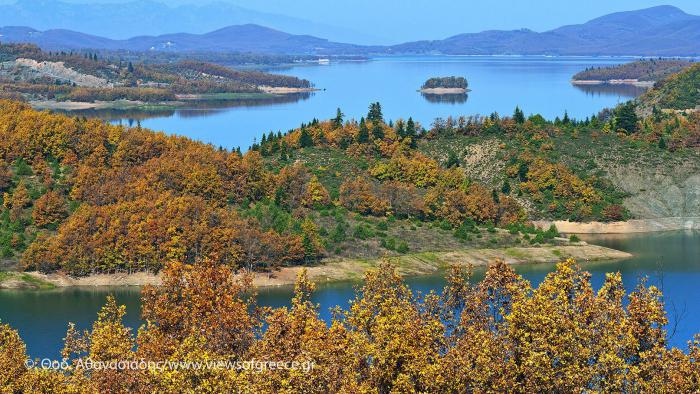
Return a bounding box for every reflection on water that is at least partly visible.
[573,83,649,99]
[421,92,469,104]
[54,92,313,123]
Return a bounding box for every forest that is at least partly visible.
[1,259,699,392]
[573,59,693,82]
[0,43,312,103]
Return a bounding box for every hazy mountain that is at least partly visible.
[0,5,698,56]
[0,24,370,54]
[390,6,700,56]
[0,0,378,44]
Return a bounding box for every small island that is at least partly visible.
[419,76,469,94]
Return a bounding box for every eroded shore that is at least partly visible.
[534,217,700,233]
[571,79,655,87]
[0,243,631,290]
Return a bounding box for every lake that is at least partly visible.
[2,231,698,359]
[91,56,644,150]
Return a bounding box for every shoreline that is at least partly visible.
[0,243,631,290]
[419,87,470,94]
[533,217,700,234]
[28,88,319,112]
[571,79,655,87]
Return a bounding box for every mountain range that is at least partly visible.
[0,5,698,56]
[0,0,379,44]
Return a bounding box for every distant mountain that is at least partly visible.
[0,6,699,56]
[0,24,370,54]
[389,6,700,56]
[0,0,379,44]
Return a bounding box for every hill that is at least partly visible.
[1,6,700,56]
[637,62,700,112]
[572,59,695,83]
[390,6,700,56]
[0,43,313,106]
[0,0,376,44]
[0,25,368,54]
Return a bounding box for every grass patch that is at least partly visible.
[0,271,55,290]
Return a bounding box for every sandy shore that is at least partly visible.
[419,87,469,94]
[571,79,655,88]
[0,244,630,290]
[248,244,631,287]
[533,217,700,234]
[259,86,319,94]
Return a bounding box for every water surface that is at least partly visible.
[94,56,645,149]
[2,231,698,359]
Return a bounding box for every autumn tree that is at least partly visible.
[302,175,330,208]
[32,190,67,227]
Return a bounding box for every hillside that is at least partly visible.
[0,43,313,105]
[1,6,700,56]
[572,59,694,83]
[637,62,700,112]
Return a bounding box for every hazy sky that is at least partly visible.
[18,0,700,43]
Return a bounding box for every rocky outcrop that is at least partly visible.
[15,58,111,87]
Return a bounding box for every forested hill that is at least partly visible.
[0,43,311,103]
[0,89,697,276]
[637,62,700,112]
[573,59,694,82]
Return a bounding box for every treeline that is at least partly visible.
[573,59,693,82]
[421,76,468,89]
[1,259,698,392]
[65,87,176,102]
[161,61,313,89]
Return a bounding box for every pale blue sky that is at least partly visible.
[15,0,700,43]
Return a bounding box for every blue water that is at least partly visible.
[115,56,643,150]
[2,231,698,359]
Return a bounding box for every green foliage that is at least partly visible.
[614,102,639,133]
[421,76,468,89]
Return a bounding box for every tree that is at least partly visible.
[303,175,331,208]
[445,151,460,168]
[658,135,667,149]
[32,190,67,228]
[301,218,323,260]
[333,108,344,128]
[357,118,370,144]
[406,117,416,138]
[372,122,385,140]
[513,106,525,124]
[367,102,383,123]
[299,128,314,148]
[501,179,511,195]
[614,102,639,134]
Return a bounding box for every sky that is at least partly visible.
[10,0,700,43]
